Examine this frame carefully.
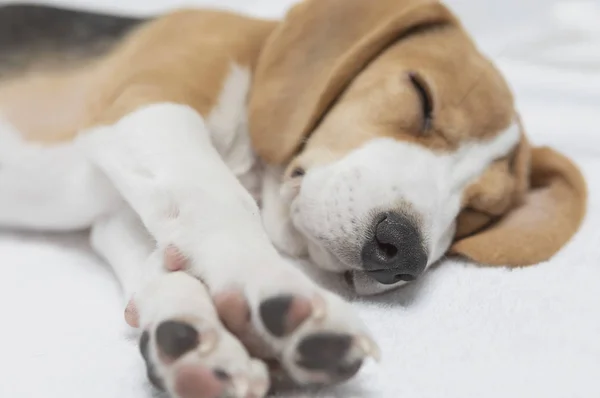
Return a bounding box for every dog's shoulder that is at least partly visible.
[121,8,277,70]
[101,8,277,116]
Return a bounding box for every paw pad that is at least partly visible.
[296,333,353,371]
[295,333,364,383]
[124,298,139,328]
[259,295,312,337]
[155,321,199,360]
[164,245,188,271]
[174,365,225,398]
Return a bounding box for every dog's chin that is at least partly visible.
[304,240,406,296]
[346,270,409,296]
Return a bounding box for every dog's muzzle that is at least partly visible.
[360,211,428,285]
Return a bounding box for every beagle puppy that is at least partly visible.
[0,1,587,397]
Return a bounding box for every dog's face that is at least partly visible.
[250,0,587,295]
[281,34,518,295]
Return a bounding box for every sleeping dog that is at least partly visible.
[0,1,587,397]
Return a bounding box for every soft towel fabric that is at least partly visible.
[0,1,599,397]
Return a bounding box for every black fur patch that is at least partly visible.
[0,4,146,77]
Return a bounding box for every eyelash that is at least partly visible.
[409,73,433,132]
[290,167,305,178]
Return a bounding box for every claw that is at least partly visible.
[230,375,249,397]
[356,335,381,363]
[247,360,269,398]
[311,295,327,322]
[198,328,219,356]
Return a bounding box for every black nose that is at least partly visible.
[360,212,428,285]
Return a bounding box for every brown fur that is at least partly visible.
[247,0,587,267]
[451,146,587,265]
[0,1,587,268]
[0,9,275,141]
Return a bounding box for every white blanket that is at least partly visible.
[1,1,599,397]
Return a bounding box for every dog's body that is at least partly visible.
[0,2,587,397]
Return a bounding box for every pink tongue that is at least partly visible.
[174,365,225,398]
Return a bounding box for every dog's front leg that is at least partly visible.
[90,206,269,397]
[79,100,378,390]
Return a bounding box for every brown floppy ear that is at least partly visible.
[450,142,587,266]
[249,0,455,164]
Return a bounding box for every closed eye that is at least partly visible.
[409,72,433,132]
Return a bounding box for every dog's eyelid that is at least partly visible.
[290,167,306,178]
[408,72,434,132]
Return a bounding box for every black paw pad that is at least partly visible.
[139,330,165,390]
[213,368,230,381]
[296,333,354,371]
[259,295,295,337]
[155,321,199,360]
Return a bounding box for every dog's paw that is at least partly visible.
[215,269,380,387]
[139,319,268,398]
[133,272,269,398]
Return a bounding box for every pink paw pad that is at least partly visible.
[214,290,272,358]
[124,298,140,328]
[174,365,225,398]
[164,245,188,272]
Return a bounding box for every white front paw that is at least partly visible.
[213,260,380,388]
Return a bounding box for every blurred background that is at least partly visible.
[2,0,599,68]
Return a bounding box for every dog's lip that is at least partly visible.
[343,271,355,289]
[366,269,417,284]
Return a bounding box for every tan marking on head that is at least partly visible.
[251,0,586,269]
[250,0,515,165]
[293,27,515,173]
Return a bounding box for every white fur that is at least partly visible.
[1,61,520,302]
[0,117,121,229]
[279,122,521,295]
[76,94,371,387]
[89,206,156,302]
[90,205,270,395]
[0,57,520,393]
[0,66,258,232]
[206,65,262,201]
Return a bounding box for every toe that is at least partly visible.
[259,295,312,338]
[296,333,353,370]
[164,245,188,271]
[155,321,200,361]
[214,290,251,335]
[174,365,224,398]
[295,333,363,384]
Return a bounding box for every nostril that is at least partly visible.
[376,239,398,259]
[362,211,428,284]
[374,215,399,260]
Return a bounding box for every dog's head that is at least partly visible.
[249,0,587,295]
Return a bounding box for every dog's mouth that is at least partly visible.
[342,269,417,296]
[343,271,355,290]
